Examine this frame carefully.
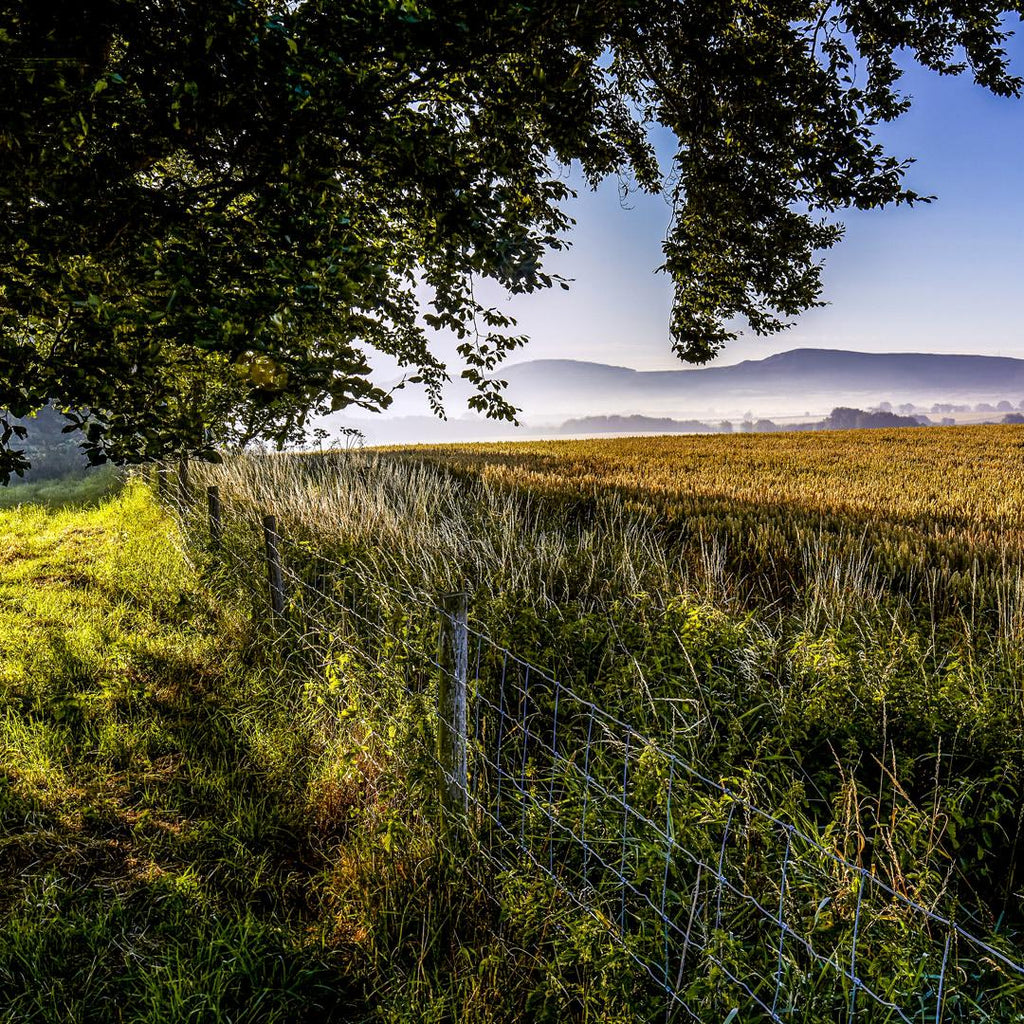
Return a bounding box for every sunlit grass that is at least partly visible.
[0,481,359,1021]
[0,478,634,1023]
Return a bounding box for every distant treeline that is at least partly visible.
[2,405,90,482]
[790,407,923,431]
[560,415,732,434]
[559,407,973,435]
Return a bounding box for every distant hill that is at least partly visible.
[485,349,1024,420]
[322,347,1024,445]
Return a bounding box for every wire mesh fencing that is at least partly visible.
[159,471,1024,1022]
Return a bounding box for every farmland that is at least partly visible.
[400,427,1024,522]
[183,424,1024,1020]
[6,425,1024,1020]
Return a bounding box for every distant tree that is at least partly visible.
[932,403,953,414]
[740,420,755,434]
[754,418,780,432]
[877,402,894,413]
[997,400,1014,411]
[826,407,920,430]
[2,2,1023,479]
[897,403,916,415]
[1003,413,1024,424]
[940,417,956,426]
[718,420,734,433]
[829,408,862,429]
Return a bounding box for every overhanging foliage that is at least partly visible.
[1,1,1021,478]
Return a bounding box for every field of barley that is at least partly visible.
[170,424,1024,1022]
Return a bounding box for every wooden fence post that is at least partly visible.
[177,457,191,507]
[438,591,469,813]
[263,514,285,621]
[207,485,221,549]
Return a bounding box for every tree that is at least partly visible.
[1,1,1022,480]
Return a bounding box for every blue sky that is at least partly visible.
[473,39,1024,371]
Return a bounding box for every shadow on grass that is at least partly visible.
[0,882,362,1024]
[0,613,367,1023]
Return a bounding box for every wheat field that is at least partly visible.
[180,425,1024,1019]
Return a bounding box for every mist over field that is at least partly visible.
[324,347,1024,445]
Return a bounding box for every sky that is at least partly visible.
[464,40,1024,373]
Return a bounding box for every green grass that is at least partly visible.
[0,467,122,510]
[0,481,366,1022]
[0,479,647,1024]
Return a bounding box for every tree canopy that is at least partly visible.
[1,1,1021,479]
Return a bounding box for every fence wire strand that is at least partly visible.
[162,479,1024,1023]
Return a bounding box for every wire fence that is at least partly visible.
[161,471,1024,1022]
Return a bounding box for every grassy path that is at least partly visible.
[0,480,662,1024]
[0,483,362,1023]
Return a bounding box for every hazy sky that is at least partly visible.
[467,41,1024,372]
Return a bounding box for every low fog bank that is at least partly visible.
[320,348,1024,446]
[324,402,1024,448]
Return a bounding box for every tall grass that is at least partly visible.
[183,434,1024,1017]
[204,449,680,607]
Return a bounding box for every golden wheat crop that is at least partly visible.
[391,425,1024,534]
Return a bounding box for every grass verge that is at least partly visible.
[0,478,652,1024]
[0,479,368,1022]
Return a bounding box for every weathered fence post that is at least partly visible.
[177,457,191,507]
[207,485,221,549]
[263,514,285,621]
[156,462,169,500]
[438,590,470,813]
